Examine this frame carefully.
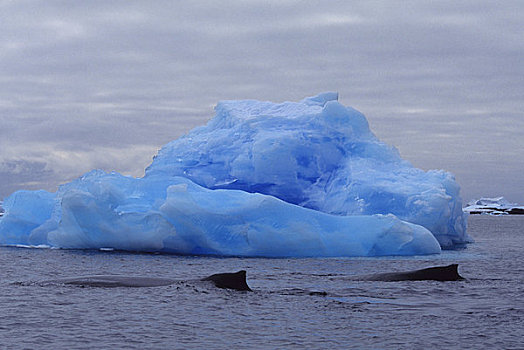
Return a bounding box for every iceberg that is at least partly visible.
[0,93,471,256]
[463,197,524,215]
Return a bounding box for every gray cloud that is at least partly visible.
[0,159,54,194]
[0,1,523,203]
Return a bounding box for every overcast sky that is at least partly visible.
[1,1,523,204]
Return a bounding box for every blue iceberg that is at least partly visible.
[0,93,470,256]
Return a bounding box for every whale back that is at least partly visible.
[44,270,253,290]
[53,275,176,287]
[365,264,464,282]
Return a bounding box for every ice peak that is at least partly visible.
[301,91,339,106]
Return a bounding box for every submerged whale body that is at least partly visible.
[202,270,252,291]
[362,264,464,282]
[52,270,252,291]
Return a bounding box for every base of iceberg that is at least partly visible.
[0,93,471,257]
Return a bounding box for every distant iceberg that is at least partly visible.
[0,93,471,256]
[463,197,524,215]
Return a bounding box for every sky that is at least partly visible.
[1,1,523,204]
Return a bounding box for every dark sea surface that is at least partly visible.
[0,215,522,349]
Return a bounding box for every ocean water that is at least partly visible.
[0,215,522,349]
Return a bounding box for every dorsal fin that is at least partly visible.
[202,270,252,291]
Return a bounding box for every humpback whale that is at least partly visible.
[362,264,464,282]
[51,270,252,291]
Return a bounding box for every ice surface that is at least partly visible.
[0,93,471,256]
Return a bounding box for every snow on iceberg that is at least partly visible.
[0,93,471,256]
